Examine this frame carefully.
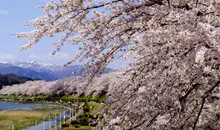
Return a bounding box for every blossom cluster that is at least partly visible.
[17,0,220,129]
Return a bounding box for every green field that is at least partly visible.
[0,94,106,130]
[0,108,63,130]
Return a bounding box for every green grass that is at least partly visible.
[92,95,106,103]
[0,94,106,103]
[87,102,102,117]
[57,95,106,103]
[0,95,16,99]
[60,95,75,102]
[0,94,106,130]
[87,102,102,109]
[0,108,63,130]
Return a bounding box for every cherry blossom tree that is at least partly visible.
[17,0,220,129]
[0,72,119,97]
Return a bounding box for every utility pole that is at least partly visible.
[43,117,45,130]
[60,112,62,129]
[35,121,37,130]
[75,107,77,120]
[63,111,66,124]
[55,113,57,130]
[70,109,72,122]
[49,115,51,130]
[12,124,14,130]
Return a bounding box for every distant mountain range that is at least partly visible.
[0,61,113,81]
[0,74,36,89]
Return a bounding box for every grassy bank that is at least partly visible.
[0,94,106,130]
[0,108,63,130]
[60,102,103,130]
[0,94,106,103]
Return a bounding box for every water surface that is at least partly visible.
[0,101,52,110]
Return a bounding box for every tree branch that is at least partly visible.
[193,81,220,129]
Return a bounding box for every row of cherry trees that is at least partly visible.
[16,0,220,129]
[0,72,119,96]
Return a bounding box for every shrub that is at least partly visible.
[78,116,91,126]
[61,123,70,128]
[74,124,80,128]
[83,102,90,113]
[60,95,74,102]
[70,120,79,125]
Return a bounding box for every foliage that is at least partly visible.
[62,123,70,127]
[73,124,80,128]
[70,101,101,128]
[60,95,75,101]
[0,95,16,99]
[83,102,90,113]
[33,95,49,100]
[16,0,220,129]
[70,120,78,125]
[92,95,106,103]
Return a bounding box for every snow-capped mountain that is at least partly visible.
[8,61,55,67]
[6,61,56,75]
[0,61,113,81]
[0,61,83,81]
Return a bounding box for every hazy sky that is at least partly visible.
[0,0,127,68]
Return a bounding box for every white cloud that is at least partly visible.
[28,52,74,64]
[29,52,72,60]
[0,53,15,60]
[0,9,8,15]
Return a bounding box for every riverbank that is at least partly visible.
[0,107,64,130]
[0,94,106,103]
[0,94,105,130]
